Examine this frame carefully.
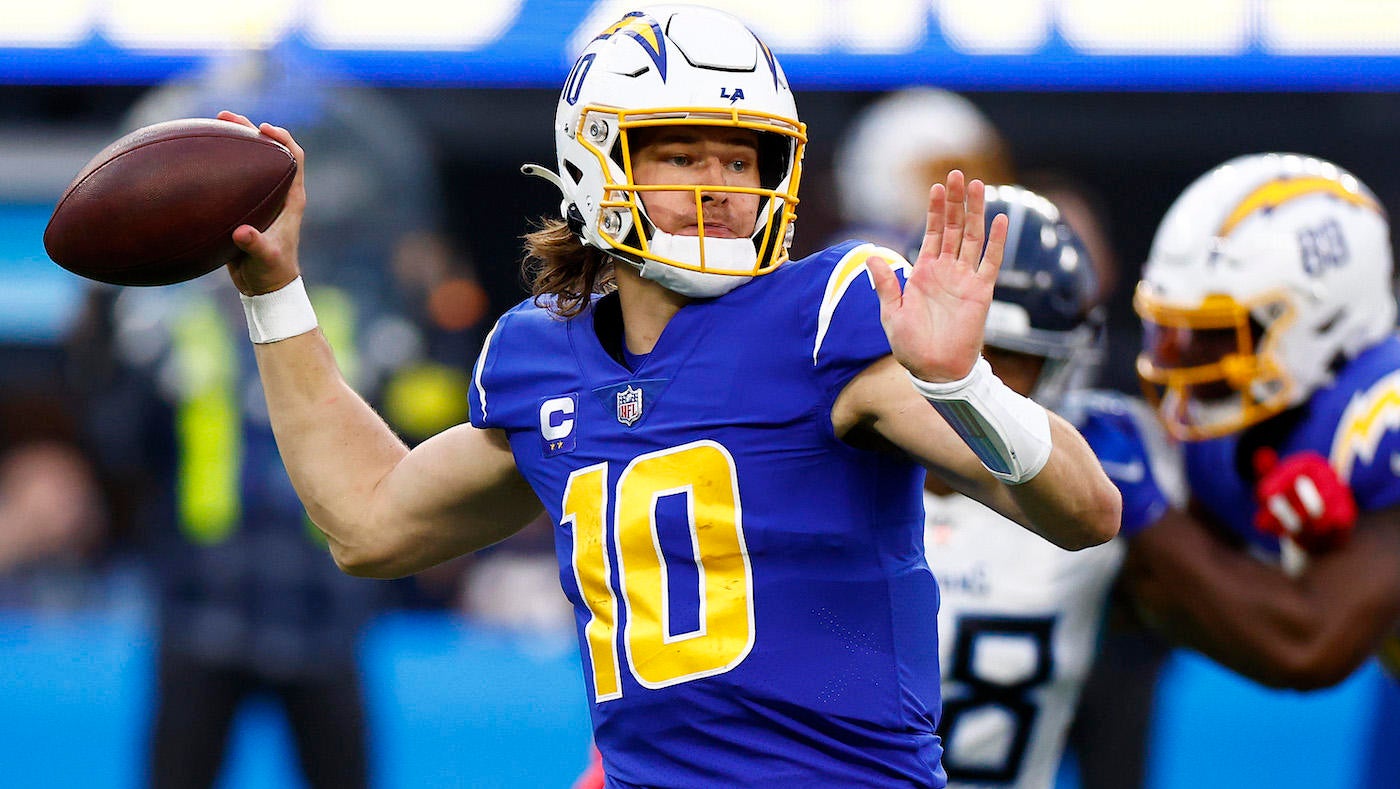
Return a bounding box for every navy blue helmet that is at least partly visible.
[982,184,1104,407]
[904,184,1105,407]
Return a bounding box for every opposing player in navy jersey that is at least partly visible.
[213,5,1119,786]
[1106,153,1400,786]
[921,186,1180,789]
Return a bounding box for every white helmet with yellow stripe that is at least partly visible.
[1135,152,1396,441]
[531,4,806,298]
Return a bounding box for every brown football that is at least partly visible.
[44,118,297,287]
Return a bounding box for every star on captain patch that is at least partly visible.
[616,384,643,426]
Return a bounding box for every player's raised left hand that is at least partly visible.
[868,170,1009,383]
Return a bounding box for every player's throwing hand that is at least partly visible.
[218,110,308,297]
[868,170,1009,383]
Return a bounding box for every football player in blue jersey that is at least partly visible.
[1107,153,1400,786]
[212,5,1119,786]
[921,185,1180,789]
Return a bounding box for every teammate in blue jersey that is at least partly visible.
[211,5,1119,786]
[1103,153,1400,785]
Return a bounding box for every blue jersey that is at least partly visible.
[1185,334,1400,555]
[470,242,945,787]
[1184,335,1400,789]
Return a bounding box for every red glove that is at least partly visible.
[1252,448,1357,554]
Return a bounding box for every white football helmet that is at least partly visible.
[835,88,1012,242]
[526,5,806,298]
[1135,153,1397,441]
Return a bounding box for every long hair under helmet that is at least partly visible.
[522,4,806,298]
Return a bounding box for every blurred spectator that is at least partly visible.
[0,369,114,610]
[0,440,103,575]
[68,44,489,789]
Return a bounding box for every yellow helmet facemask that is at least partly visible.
[583,108,805,290]
[1134,287,1295,441]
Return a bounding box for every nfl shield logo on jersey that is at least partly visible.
[616,385,643,426]
[593,379,668,429]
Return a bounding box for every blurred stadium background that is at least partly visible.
[1,1,1398,786]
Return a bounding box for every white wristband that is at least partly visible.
[239,275,319,344]
[910,356,1052,485]
[239,276,318,344]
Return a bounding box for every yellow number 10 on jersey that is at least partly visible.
[562,439,755,701]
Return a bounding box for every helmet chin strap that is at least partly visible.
[633,230,758,298]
